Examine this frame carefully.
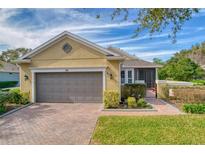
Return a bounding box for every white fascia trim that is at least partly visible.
[30,67,106,73]
[14,59,31,64]
[0,71,19,73]
[20,32,65,60]
[122,66,162,68]
[107,56,125,60]
[30,67,106,102]
[20,31,119,60]
[31,71,35,102]
[66,32,119,56]
[119,62,122,98]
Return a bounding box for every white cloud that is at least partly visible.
[0,9,134,50]
[120,46,151,51]
[97,30,193,47]
[97,32,170,46]
[133,50,178,58]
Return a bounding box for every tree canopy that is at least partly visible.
[158,57,204,81]
[98,8,199,42]
[154,40,205,81]
[0,48,30,63]
[153,58,165,65]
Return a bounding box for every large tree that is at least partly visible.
[0,48,30,63]
[98,8,199,42]
[153,58,165,65]
[158,57,204,81]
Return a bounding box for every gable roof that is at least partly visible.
[107,47,138,60]
[0,61,19,73]
[122,59,162,68]
[20,31,120,60]
[107,47,161,68]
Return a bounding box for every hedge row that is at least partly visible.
[121,83,146,100]
[172,88,205,103]
[0,81,18,88]
[0,88,30,113]
[157,83,205,103]
[183,104,205,114]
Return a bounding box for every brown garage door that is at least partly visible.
[36,72,103,103]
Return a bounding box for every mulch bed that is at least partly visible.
[110,103,153,109]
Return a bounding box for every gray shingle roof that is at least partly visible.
[0,61,19,73]
[107,47,162,68]
[122,59,162,68]
[107,47,137,59]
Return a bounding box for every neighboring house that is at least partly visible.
[16,31,160,103]
[0,60,19,83]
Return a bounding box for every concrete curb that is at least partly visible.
[102,108,157,112]
[102,102,157,112]
[0,103,34,118]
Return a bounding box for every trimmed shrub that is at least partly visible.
[121,83,146,100]
[127,97,137,108]
[157,84,205,103]
[0,92,10,113]
[20,92,30,105]
[0,103,6,113]
[0,88,30,105]
[0,91,10,103]
[103,91,120,109]
[183,104,205,114]
[192,80,205,86]
[172,86,205,104]
[0,81,18,88]
[9,88,22,104]
[10,87,20,93]
[137,98,148,107]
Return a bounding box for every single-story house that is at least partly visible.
[16,31,161,103]
[0,60,19,83]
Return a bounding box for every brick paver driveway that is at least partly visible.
[0,103,102,145]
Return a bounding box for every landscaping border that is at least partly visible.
[0,103,33,118]
[102,108,157,112]
[102,103,157,112]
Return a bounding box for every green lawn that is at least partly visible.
[91,115,205,144]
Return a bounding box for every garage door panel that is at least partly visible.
[36,72,103,103]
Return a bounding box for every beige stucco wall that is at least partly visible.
[19,37,121,102]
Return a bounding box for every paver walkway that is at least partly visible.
[101,90,182,116]
[0,103,101,145]
[0,91,183,145]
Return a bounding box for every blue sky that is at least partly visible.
[0,8,205,61]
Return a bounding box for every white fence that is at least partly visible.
[156,80,193,86]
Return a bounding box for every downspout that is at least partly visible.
[155,68,158,98]
[119,62,122,101]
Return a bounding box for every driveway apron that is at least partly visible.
[0,103,101,145]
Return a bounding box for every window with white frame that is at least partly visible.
[127,70,133,83]
[121,69,134,84]
[121,70,125,84]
